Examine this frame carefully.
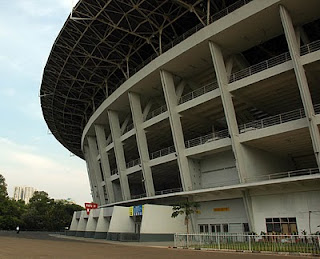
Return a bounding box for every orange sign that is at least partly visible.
[213,207,230,212]
[85,203,98,215]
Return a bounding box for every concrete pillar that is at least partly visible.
[209,41,247,182]
[280,5,320,169]
[209,41,255,232]
[108,110,131,200]
[68,212,79,236]
[95,207,112,239]
[128,92,155,196]
[76,211,88,237]
[160,70,193,191]
[95,124,115,203]
[88,136,106,205]
[108,206,134,234]
[84,209,98,238]
[84,145,100,204]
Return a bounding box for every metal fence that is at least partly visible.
[300,39,320,56]
[179,81,219,104]
[145,105,168,121]
[155,187,183,196]
[126,158,141,169]
[229,39,320,84]
[185,129,229,148]
[150,145,176,160]
[174,234,320,254]
[245,168,320,183]
[110,168,118,176]
[239,107,306,133]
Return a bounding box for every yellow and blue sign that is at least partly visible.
[129,205,144,216]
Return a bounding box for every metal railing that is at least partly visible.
[245,168,319,183]
[126,158,141,169]
[300,39,320,56]
[111,168,118,176]
[122,123,134,135]
[179,81,219,104]
[131,193,146,199]
[229,39,320,84]
[315,104,320,114]
[229,52,292,83]
[150,145,176,160]
[185,129,229,149]
[239,107,306,133]
[155,187,183,196]
[174,233,320,254]
[145,105,168,121]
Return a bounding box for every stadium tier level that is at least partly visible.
[41,0,320,240]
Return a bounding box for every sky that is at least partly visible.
[0,0,92,206]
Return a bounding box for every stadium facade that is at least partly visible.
[41,0,320,240]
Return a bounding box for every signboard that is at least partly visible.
[213,207,230,212]
[129,205,144,216]
[85,202,98,215]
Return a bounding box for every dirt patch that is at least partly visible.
[0,232,306,259]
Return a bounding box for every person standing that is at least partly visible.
[16,226,20,234]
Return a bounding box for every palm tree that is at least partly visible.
[171,201,200,234]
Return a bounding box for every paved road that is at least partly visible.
[0,231,310,258]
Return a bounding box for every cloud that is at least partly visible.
[0,138,91,205]
[0,87,16,97]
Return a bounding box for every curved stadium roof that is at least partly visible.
[40,0,240,158]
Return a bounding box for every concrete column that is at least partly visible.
[108,110,131,200]
[88,136,106,205]
[84,145,100,204]
[160,70,193,191]
[209,42,255,232]
[280,5,320,168]
[76,211,88,237]
[94,208,111,239]
[128,92,155,196]
[84,210,98,238]
[209,41,247,182]
[95,124,115,203]
[68,212,79,236]
[242,190,255,233]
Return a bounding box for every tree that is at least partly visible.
[171,201,200,234]
[0,174,26,230]
[0,174,8,200]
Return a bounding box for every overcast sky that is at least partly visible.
[0,0,92,205]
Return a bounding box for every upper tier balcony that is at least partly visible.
[185,129,229,149]
[239,104,319,134]
[177,39,320,106]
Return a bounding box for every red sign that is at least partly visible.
[85,203,98,215]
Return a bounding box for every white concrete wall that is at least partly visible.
[76,211,88,232]
[252,190,320,234]
[197,199,248,226]
[95,208,110,233]
[85,210,98,232]
[69,212,79,231]
[108,206,134,233]
[200,151,239,188]
[242,145,293,179]
[140,204,186,234]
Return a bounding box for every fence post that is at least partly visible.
[218,234,220,250]
[249,235,252,252]
[187,234,189,248]
[174,234,176,247]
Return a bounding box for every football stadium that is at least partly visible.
[40,0,320,241]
